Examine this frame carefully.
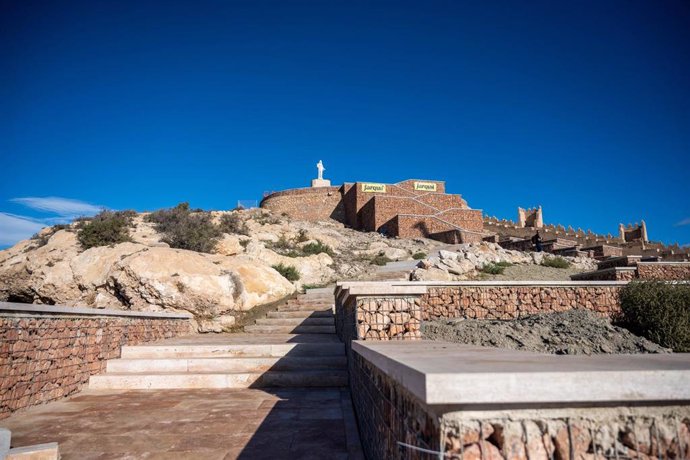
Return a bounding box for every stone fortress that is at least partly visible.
[262,161,690,261]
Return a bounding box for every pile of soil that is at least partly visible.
[421,309,669,355]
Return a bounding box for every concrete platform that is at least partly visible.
[0,388,364,459]
[353,341,690,406]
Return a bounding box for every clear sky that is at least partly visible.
[1,0,689,248]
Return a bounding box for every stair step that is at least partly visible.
[89,370,348,390]
[255,317,334,326]
[244,325,336,334]
[277,306,333,312]
[106,356,346,373]
[120,343,344,359]
[267,311,333,319]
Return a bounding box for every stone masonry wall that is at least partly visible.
[441,408,690,459]
[337,284,625,344]
[352,348,690,460]
[0,314,191,419]
[260,187,344,222]
[637,263,690,280]
[350,351,441,460]
[420,286,622,321]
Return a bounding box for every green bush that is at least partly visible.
[370,253,393,266]
[218,213,249,236]
[77,210,135,249]
[412,252,427,260]
[480,262,506,275]
[541,256,571,269]
[272,263,300,281]
[302,240,334,257]
[619,281,690,352]
[146,202,221,253]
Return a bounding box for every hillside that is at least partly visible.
[0,206,442,331]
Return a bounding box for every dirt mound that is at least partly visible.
[421,309,669,355]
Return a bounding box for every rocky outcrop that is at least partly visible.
[411,242,596,281]
[0,221,296,332]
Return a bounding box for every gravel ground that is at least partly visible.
[479,263,586,281]
[422,309,669,355]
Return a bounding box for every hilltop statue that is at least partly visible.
[317,160,325,180]
[311,160,331,188]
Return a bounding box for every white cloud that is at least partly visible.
[10,197,102,217]
[0,213,46,246]
[675,218,690,227]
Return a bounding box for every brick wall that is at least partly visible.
[259,186,344,222]
[0,311,191,419]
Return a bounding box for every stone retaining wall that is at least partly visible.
[0,306,191,419]
[637,262,690,280]
[335,282,625,343]
[350,351,439,460]
[351,341,690,460]
[420,285,622,321]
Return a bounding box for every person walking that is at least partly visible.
[531,230,543,252]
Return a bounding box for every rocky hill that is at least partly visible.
[0,206,442,331]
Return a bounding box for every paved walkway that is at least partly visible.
[2,387,362,459]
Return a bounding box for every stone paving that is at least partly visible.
[1,387,362,459]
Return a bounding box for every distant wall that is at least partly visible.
[260,186,344,222]
[0,303,191,419]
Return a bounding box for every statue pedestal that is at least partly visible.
[311,179,331,188]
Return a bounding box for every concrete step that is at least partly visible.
[255,317,334,326]
[244,325,336,334]
[285,301,333,307]
[89,370,348,389]
[120,343,345,359]
[277,306,333,312]
[106,356,347,373]
[267,311,333,319]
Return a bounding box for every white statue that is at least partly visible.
[316,160,325,180]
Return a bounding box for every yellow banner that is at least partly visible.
[361,183,386,193]
[414,181,437,192]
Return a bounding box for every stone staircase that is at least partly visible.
[89,288,347,390]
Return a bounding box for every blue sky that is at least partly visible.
[1,0,689,248]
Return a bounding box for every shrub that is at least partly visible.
[370,253,393,266]
[480,262,506,275]
[541,256,571,269]
[218,213,250,236]
[412,252,427,260]
[296,229,309,243]
[619,281,690,352]
[77,210,135,249]
[146,202,221,253]
[271,234,294,251]
[272,263,300,281]
[302,240,334,257]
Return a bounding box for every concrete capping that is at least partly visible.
[0,302,193,320]
[638,261,690,266]
[353,340,690,407]
[6,442,59,460]
[570,267,637,279]
[0,428,10,458]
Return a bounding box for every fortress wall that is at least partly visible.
[415,192,467,210]
[0,305,191,419]
[260,186,344,222]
